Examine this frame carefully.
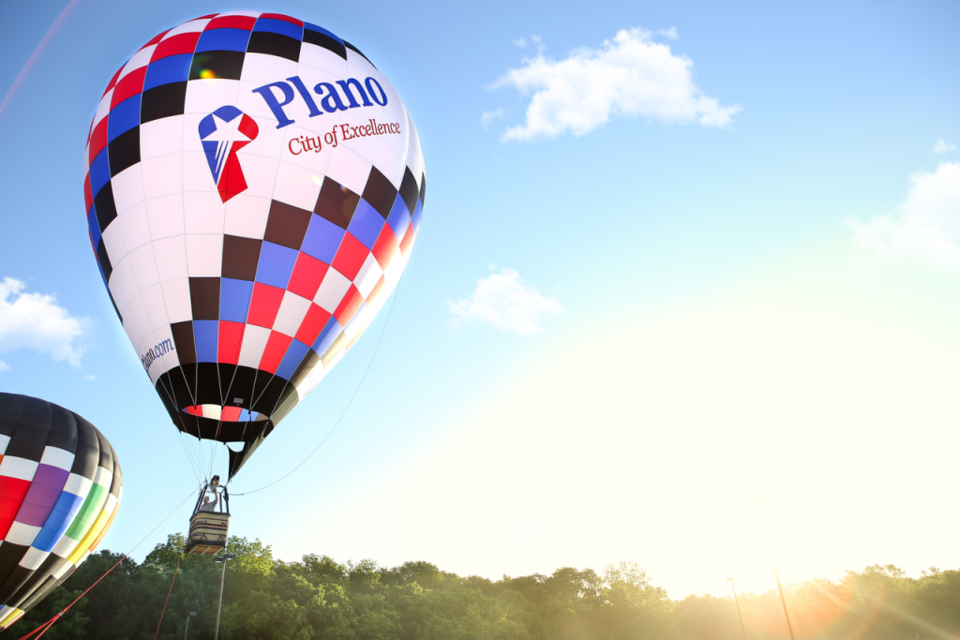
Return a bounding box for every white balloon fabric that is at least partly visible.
[82,12,425,476]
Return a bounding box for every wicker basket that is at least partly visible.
[185,511,230,555]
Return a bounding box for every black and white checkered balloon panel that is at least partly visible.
[82,12,425,476]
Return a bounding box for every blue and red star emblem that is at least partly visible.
[198,106,260,202]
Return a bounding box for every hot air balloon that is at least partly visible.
[82,12,426,485]
[0,393,122,630]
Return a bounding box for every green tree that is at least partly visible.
[596,562,674,639]
[12,538,960,640]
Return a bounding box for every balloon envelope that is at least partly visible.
[0,393,122,630]
[82,12,426,477]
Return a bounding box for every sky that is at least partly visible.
[0,0,959,601]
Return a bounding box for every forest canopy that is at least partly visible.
[16,535,960,640]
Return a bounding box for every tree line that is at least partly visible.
[15,535,960,639]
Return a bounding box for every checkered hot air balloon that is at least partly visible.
[82,12,425,478]
[0,394,122,630]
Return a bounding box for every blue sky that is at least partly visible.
[1,0,959,599]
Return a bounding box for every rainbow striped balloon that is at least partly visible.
[0,394,122,630]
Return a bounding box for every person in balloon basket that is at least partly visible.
[200,493,219,512]
[199,475,221,511]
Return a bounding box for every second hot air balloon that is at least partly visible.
[0,393,122,630]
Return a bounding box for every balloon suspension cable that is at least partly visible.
[177,431,203,487]
[232,276,404,496]
[152,550,183,640]
[16,484,201,640]
[157,379,203,485]
[207,424,220,481]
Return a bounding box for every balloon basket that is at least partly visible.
[185,479,231,555]
[185,511,230,555]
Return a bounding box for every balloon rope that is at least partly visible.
[232,276,404,496]
[17,484,200,640]
[176,431,203,487]
[152,551,183,639]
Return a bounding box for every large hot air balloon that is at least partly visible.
[0,393,122,630]
[82,12,426,479]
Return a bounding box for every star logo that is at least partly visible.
[198,106,260,202]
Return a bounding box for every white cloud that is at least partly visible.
[934,138,956,154]
[847,162,960,272]
[0,360,9,372]
[514,35,544,52]
[658,27,679,40]
[490,27,740,141]
[481,108,505,130]
[0,277,85,369]
[448,268,563,336]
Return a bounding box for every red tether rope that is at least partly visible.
[153,551,184,639]
[17,485,200,640]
